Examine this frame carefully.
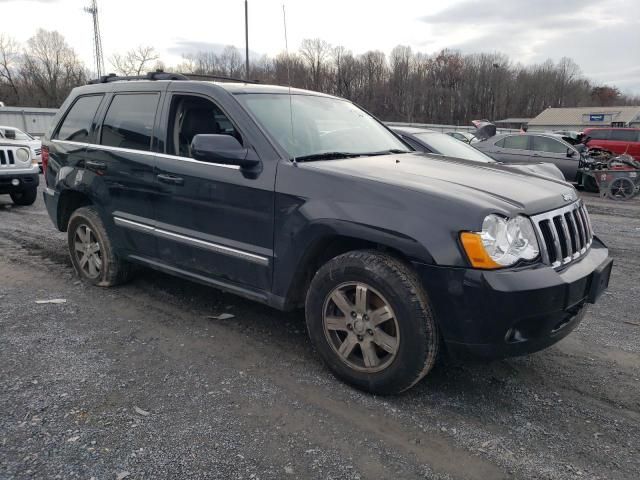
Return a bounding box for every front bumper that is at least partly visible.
[0,172,39,194]
[414,237,612,359]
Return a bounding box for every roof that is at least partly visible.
[494,118,532,124]
[388,126,436,134]
[528,106,640,126]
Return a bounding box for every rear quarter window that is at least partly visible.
[55,95,104,142]
[100,93,160,152]
[586,129,610,140]
[502,135,529,150]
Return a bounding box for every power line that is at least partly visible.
[84,0,105,77]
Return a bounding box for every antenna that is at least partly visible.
[282,4,296,165]
[84,0,105,77]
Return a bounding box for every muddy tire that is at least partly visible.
[67,206,132,287]
[305,250,439,395]
[10,187,37,206]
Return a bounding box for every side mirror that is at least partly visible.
[191,134,260,169]
[566,148,576,158]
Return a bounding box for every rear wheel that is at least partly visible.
[67,206,132,286]
[305,250,439,394]
[10,187,37,206]
[607,177,636,201]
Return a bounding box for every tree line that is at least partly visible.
[1,30,638,126]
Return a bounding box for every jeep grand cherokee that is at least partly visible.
[42,72,613,394]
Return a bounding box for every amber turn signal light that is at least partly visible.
[460,232,501,269]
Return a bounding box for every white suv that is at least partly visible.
[0,126,43,169]
[0,141,40,205]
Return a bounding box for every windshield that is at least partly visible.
[236,93,410,160]
[416,132,494,163]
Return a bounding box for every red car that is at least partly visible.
[583,127,640,160]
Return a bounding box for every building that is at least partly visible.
[527,106,640,132]
[0,106,58,137]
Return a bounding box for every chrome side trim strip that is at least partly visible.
[52,139,241,170]
[114,216,269,266]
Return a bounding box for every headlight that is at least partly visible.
[461,214,540,269]
[16,147,30,163]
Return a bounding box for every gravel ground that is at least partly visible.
[0,184,639,480]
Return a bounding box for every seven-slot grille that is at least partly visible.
[531,201,593,268]
[0,148,16,167]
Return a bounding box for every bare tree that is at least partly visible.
[21,29,86,107]
[299,38,331,90]
[0,34,21,103]
[110,46,160,76]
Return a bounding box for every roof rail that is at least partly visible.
[180,73,259,84]
[87,70,258,85]
[87,70,190,84]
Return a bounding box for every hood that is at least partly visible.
[503,162,565,181]
[303,153,576,215]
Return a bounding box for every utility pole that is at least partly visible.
[245,0,250,79]
[84,0,105,77]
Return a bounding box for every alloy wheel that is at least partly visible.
[73,224,102,278]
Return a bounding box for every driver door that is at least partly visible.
[152,87,275,292]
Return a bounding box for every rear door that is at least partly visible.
[530,135,579,181]
[152,84,276,292]
[87,88,163,258]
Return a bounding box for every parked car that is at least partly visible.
[392,127,565,181]
[0,126,42,169]
[0,141,40,205]
[474,132,582,182]
[582,127,640,161]
[42,72,612,394]
[445,131,477,143]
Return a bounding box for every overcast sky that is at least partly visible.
[3,0,640,94]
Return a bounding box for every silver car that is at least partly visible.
[474,132,581,182]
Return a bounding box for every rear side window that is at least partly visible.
[501,135,529,150]
[610,130,639,142]
[532,136,567,154]
[586,129,610,140]
[100,93,159,152]
[56,95,103,142]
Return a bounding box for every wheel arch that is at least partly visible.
[277,220,435,310]
[57,189,93,232]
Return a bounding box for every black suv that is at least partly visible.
[42,72,613,394]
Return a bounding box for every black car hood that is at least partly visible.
[302,153,575,215]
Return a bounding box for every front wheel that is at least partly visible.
[10,187,37,206]
[305,250,439,394]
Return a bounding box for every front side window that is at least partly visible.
[167,95,242,158]
[56,95,103,142]
[235,93,409,159]
[532,136,568,154]
[100,93,159,151]
[610,130,639,142]
[502,135,529,150]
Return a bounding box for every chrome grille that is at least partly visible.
[532,201,593,268]
[0,148,15,167]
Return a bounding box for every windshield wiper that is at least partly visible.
[294,152,363,162]
[294,149,410,162]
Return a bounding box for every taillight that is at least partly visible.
[41,146,49,175]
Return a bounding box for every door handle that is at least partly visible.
[86,160,107,171]
[157,173,184,186]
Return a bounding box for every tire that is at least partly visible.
[305,250,439,394]
[67,206,132,287]
[10,187,37,206]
